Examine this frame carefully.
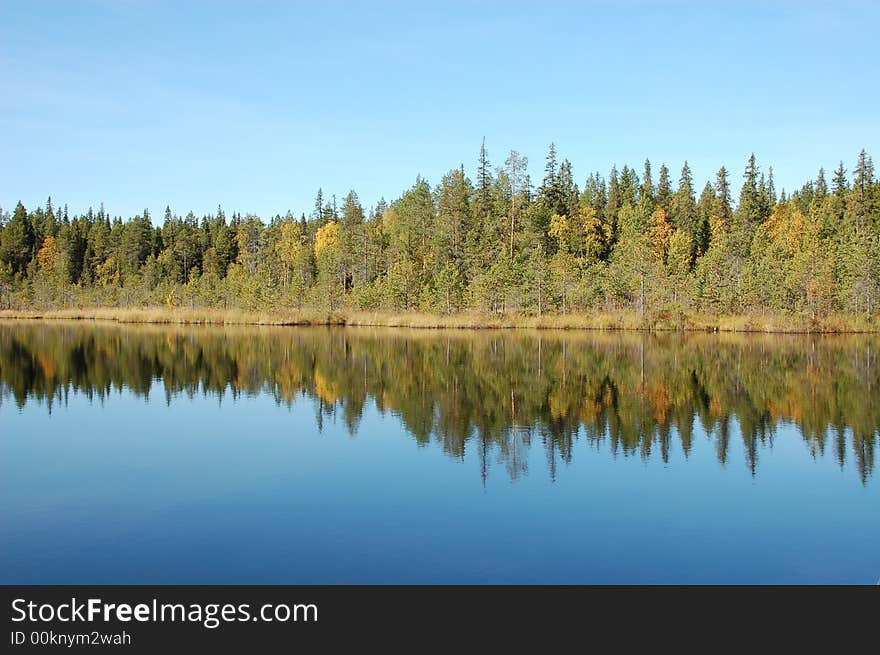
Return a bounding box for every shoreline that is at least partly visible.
[0,307,877,333]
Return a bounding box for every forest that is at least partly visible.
[1,145,878,328]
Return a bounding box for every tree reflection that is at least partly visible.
[1,322,876,483]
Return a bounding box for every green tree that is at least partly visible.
[670,161,699,262]
[0,202,34,276]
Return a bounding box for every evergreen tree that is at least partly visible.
[475,138,493,224]
[311,189,325,224]
[832,162,848,198]
[638,159,655,218]
[670,162,699,261]
[656,164,672,212]
[0,202,34,276]
[713,167,733,227]
[340,190,366,289]
[435,166,473,276]
[504,150,528,259]
[606,165,621,242]
[816,168,828,198]
[695,181,715,256]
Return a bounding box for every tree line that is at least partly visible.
[1,144,878,320]
[1,323,876,482]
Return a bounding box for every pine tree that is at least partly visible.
[0,202,34,276]
[670,162,698,260]
[832,162,848,198]
[311,189,325,224]
[815,168,828,198]
[656,164,672,212]
[581,173,610,259]
[475,138,493,224]
[713,167,733,227]
[504,150,528,258]
[694,181,715,255]
[849,149,875,232]
[340,190,365,289]
[606,165,621,241]
[540,143,559,201]
[639,159,655,217]
[435,166,473,276]
[557,159,578,218]
[730,154,763,257]
[618,165,639,208]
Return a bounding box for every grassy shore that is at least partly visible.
[0,306,877,333]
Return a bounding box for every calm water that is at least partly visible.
[1,322,877,584]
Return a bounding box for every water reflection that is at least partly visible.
[1,322,877,483]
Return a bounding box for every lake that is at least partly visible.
[1,322,877,584]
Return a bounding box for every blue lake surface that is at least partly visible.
[1,323,877,583]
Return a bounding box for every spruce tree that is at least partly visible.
[640,160,654,204]
[0,202,34,275]
[713,167,733,227]
[606,165,621,240]
[671,162,697,239]
[815,168,828,198]
[656,164,672,212]
[832,162,848,198]
[311,189,325,224]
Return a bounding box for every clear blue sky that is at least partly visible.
[1,0,877,221]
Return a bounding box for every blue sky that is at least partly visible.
[1,0,877,220]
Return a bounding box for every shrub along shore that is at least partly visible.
[1,307,876,333]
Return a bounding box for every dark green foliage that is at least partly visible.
[0,202,34,276]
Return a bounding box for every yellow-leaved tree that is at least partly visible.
[37,236,58,270]
[314,221,343,309]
